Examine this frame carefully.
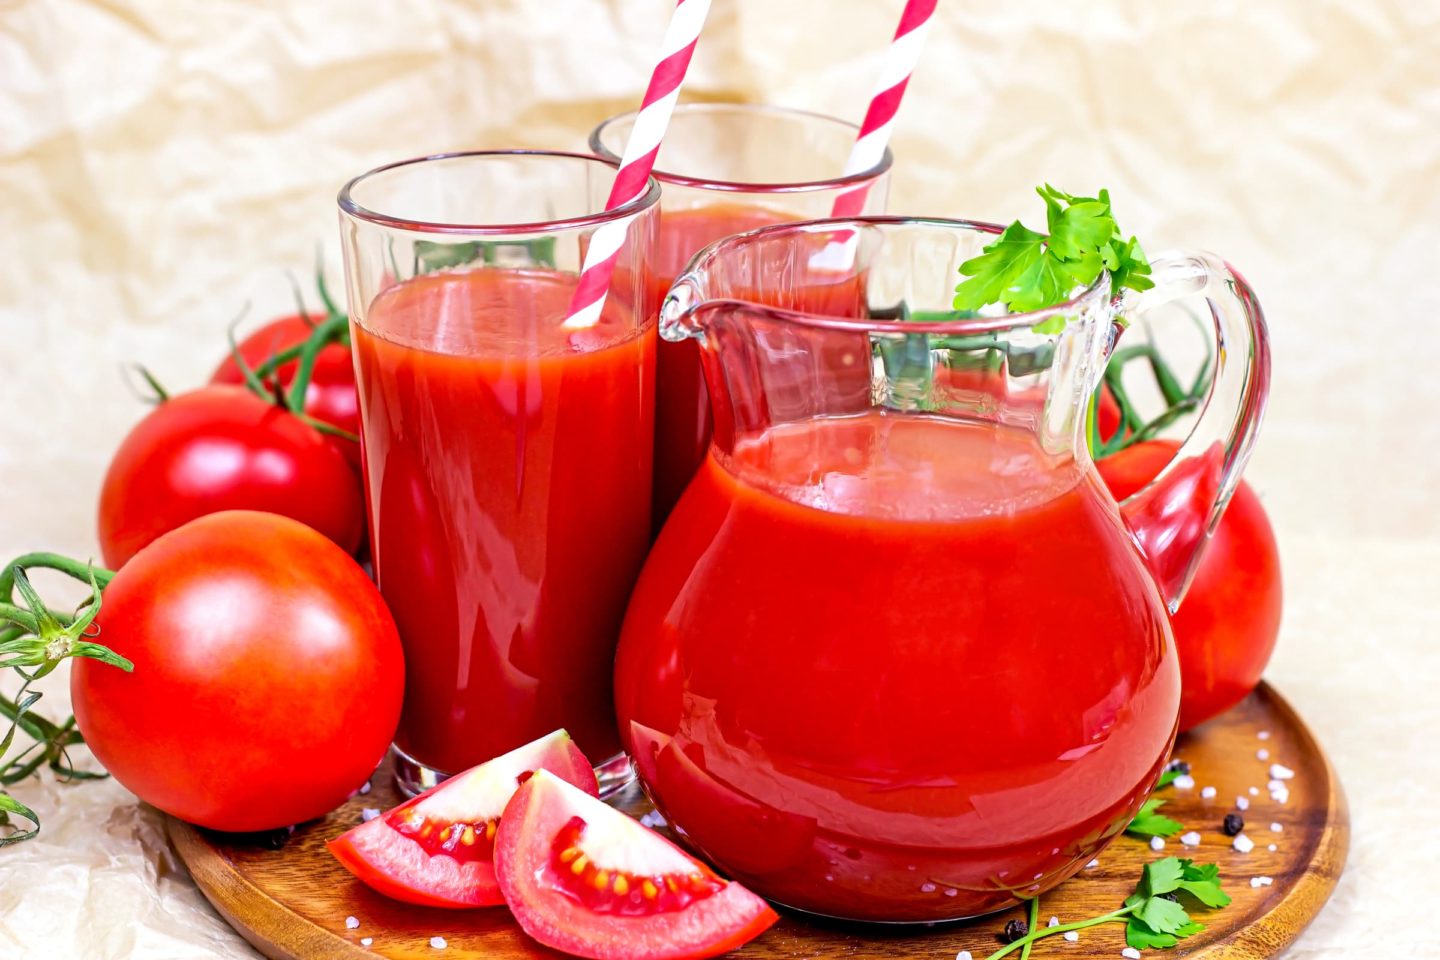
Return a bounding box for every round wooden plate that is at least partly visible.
[168,683,1347,960]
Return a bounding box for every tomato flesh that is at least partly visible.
[551,815,726,917]
[495,770,779,960]
[328,730,598,909]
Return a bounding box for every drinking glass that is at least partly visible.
[339,151,660,795]
[591,103,892,525]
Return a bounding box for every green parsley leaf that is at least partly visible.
[1126,798,1183,838]
[1125,919,1180,950]
[1141,857,1185,896]
[1138,896,1191,935]
[953,185,1153,316]
[1154,766,1182,789]
[1174,860,1231,908]
[953,221,1047,311]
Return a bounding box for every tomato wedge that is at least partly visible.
[328,730,597,908]
[495,770,779,960]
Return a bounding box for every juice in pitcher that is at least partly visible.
[614,216,1269,921]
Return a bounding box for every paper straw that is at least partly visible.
[562,0,713,330]
[830,0,937,218]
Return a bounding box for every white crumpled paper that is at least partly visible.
[3,0,1439,957]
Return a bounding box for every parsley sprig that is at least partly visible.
[983,858,1231,959]
[1125,797,1184,839]
[953,185,1154,316]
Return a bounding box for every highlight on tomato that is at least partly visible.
[71,511,404,832]
[96,385,365,568]
[494,770,779,960]
[328,730,599,909]
[1098,439,1283,731]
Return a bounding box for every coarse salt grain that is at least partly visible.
[1257,730,1270,740]
[1233,833,1255,853]
[1150,836,1165,851]
[360,939,373,947]
[921,882,937,893]
[1249,787,1260,796]
[1256,749,1270,761]
[1172,774,1195,790]
[1180,831,1202,847]
[1085,859,1100,869]
[1250,876,1274,888]
[1201,786,1217,799]
[1064,931,1080,942]
[956,952,973,960]
[361,808,380,822]
[945,888,958,897]
[1048,916,1060,928]
[430,936,447,950]
[1268,844,1278,852]
[1236,797,1250,811]
[345,917,359,930]
[359,781,372,795]
[639,810,667,828]
[1123,948,1142,959]
[1270,763,1295,780]
[1270,822,1284,833]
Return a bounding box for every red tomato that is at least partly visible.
[72,511,404,832]
[1095,383,1122,442]
[211,313,360,469]
[328,730,599,908]
[1097,440,1282,731]
[97,385,364,568]
[494,770,779,960]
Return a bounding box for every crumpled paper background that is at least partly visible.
[1,1,1437,957]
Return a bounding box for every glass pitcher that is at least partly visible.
[614,216,1269,923]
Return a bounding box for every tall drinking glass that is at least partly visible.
[339,152,660,795]
[591,103,892,525]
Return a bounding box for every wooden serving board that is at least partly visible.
[168,683,1347,960]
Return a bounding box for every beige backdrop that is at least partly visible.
[2,1,1438,957]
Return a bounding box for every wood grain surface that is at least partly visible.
[168,683,1347,960]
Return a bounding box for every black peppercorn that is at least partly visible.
[1160,892,1180,902]
[1001,919,1029,943]
[1223,812,1245,836]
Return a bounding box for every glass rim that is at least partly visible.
[589,102,894,193]
[677,216,1112,336]
[337,149,662,236]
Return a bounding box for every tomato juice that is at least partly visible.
[616,410,1179,920]
[649,204,803,525]
[354,268,653,777]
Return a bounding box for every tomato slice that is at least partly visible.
[328,730,598,908]
[495,770,780,960]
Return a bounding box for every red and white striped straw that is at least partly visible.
[562,0,713,330]
[830,0,937,217]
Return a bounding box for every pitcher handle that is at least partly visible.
[1116,250,1272,613]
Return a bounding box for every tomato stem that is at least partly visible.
[286,313,350,418]
[0,554,114,607]
[314,245,346,326]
